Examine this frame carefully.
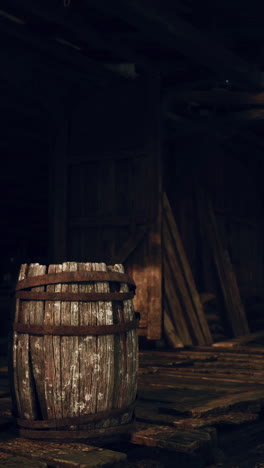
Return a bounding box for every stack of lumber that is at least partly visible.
[132,346,264,466]
[163,192,213,347]
[195,189,249,338]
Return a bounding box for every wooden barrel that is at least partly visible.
[11,262,138,440]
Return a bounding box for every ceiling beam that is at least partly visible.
[2,1,157,74]
[86,0,263,89]
[0,10,123,88]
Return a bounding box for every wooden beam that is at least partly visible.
[0,11,120,88]
[4,1,157,74]
[88,0,263,89]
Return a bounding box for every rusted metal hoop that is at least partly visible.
[13,319,139,336]
[18,422,135,440]
[16,291,135,302]
[16,271,135,291]
[17,401,135,429]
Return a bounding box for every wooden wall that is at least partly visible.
[164,137,264,334]
[50,74,162,340]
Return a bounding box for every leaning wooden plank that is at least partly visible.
[163,217,205,345]
[0,439,127,467]
[163,252,193,345]
[163,192,213,345]
[213,330,264,348]
[223,250,249,333]
[196,190,249,337]
[163,306,184,348]
[131,425,213,453]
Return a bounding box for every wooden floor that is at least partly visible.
[0,345,264,467]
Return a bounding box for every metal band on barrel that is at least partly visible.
[18,422,135,440]
[16,291,134,301]
[17,401,135,429]
[16,271,136,291]
[13,319,139,336]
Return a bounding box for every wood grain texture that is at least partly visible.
[13,262,138,438]
[29,264,47,419]
[0,439,127,467]
[43,263,63,421]
[16,264,38,420]
[163,192,213,345]
[196,189,249,337]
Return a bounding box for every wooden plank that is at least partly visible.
[213,330,264,348]
[139,371,264,385]
[43,263,63,421]
[15,264,38,420]
[196,190,249,337]
[136,400,259,429]
[0,439,127,467]
[163,251,193,345]
[139,349,264,361]
[163,192,213,345]
[158,390,264,418]
[131,425,214,453]
[163,306,184,349]
[29,264,47,419]
[163,217,204,345]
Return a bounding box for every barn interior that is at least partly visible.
[1,1,264,467]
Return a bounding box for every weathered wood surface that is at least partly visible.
[3,344,264,465]
[136,401,259,429]
[163,192,213,346]
[163,306,184,349]
[0,439,127,467]
[196,190,249,337]
[12,262,138,438]
[131,425,214,453]
[213,329,264,348]
[133,347,264,448]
